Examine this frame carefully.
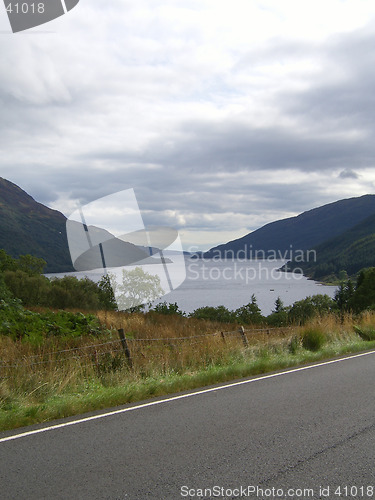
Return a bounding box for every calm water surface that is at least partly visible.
[153,258,337,315]
[51,258,337,315]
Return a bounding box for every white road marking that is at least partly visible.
[1,349,375,444]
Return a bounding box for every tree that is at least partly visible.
[288,294,336,325]
[49,276,102,310]
[152,302,185,316]
[189,305,236,323]
[0,273,12,301]
[334,279,355,311]
[338,270,348,281]
[0,250,46,275]
[97,274,118,310]
[0,249,17,272]
[17,254,46,275]
[114,267,164,312]
[235,294,264,325]
[274,297,284,313]
[348,268,375,312]
[3,270,50,306]
[267,297,289,326]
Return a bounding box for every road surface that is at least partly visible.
[1,351,375,499]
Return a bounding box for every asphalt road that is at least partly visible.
[1,351,375,500]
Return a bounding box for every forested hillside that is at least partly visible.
[0,178,73,272]
[282,213,375,281]
[204,194,375,259]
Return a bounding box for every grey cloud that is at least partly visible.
[339,169,359,179]
[282,25,375,129]
[87,118,368,176]
[233,23,375,143]
[2,5,375,247]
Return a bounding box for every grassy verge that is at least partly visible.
[1,311,375,432]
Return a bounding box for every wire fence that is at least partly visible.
[0,325,296,375]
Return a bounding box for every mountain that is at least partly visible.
[0,178,74,272]
[282,213,375,280]
[2,177,374,278]
[0,178,169,273]
[204,194,375,260]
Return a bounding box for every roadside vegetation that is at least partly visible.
[1,249,375,431]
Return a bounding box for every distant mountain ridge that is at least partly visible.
[1,177,375,278]
[282,212,375,280]
[0,178,169,273]
[0,177,74,272]
[204,194,375,260]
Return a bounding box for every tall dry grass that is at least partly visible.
[1,310,375,430]
[0,310,293,407]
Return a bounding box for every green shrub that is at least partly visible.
[267,310,289,327]
[0,299,46,343]
[152,302,185,316]
[49,276,102,310]
[288,335,301,354]
[0,274,12,301]
[93,352,125,375]
[189,305,236,323]
[0,300,109,344]
[4,270,50,306]
[43,310,105,338]
[301,328,326,352]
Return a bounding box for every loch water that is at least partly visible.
[48,257,337,315]
[152,257,337,315]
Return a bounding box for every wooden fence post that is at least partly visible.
[118,328,133,368]
[221,331,226,344]
[239,326,249,348]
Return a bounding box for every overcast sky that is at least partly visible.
[1,0,375,251]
